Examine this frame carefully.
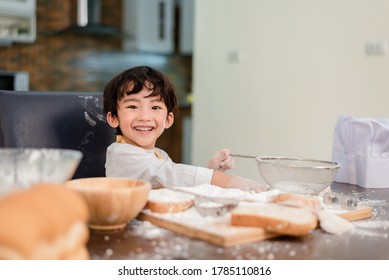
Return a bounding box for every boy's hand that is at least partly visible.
[208,149,235,171]
[229,175,270,193]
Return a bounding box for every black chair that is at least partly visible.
[0,90,115,178]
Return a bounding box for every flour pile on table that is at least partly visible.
[148,188,195,202]
[171,184,280,203]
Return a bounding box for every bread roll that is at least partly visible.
[231,203,318,236]
[147,188,195,214]
[0,183,89,259]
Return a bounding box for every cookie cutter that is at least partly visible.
[194,197,239,217]
[322,192,359,210]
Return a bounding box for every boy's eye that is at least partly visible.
[152,105,162,110]
[127,105,137,109]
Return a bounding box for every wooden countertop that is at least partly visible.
[87,182,389,260]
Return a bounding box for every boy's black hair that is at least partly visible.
[103,66,178,135]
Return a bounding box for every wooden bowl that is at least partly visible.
[64,177,151,231]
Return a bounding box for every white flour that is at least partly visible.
[172,184,281,202]
[351,198,389,238]
[148,188,195,202]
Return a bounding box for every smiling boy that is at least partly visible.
[103,66,267,192]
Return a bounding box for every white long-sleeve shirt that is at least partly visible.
[105,142,213,188]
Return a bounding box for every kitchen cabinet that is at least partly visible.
[0,0,36,46]
[178,0,194,55]
[123,0,175,54]
[123,0,193,54]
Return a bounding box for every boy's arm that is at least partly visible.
[211,170,269,193]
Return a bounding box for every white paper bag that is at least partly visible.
[332,115,389,188]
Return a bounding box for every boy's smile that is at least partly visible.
[106,86,174,150]
[135,126,154,132]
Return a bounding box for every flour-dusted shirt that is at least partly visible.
[105,142,213,188]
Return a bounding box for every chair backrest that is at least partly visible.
[0,90,115,178]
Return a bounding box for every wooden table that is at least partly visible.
[87,183,389,260]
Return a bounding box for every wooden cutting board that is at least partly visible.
[138,205,372,247]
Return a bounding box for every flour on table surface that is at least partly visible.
[197,200,224,208]
[171,184,280,202]
[142,202,273,237]
[146,185,281,236]
[143,206,231,226]
[148,188,195,202]
[350,198,389,238]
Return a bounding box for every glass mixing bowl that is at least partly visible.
[0,148,82,196]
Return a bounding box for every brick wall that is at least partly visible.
[0,0,123,92]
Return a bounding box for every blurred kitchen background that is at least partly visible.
[1,0,389,182]
[0,0,194,165]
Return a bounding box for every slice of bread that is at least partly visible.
[231,203,318,236]
[272,193,321,212]
[147,188,195,214]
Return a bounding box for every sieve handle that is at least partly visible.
[230,153,257,159]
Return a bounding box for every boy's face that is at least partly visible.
[107,85,174,150]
